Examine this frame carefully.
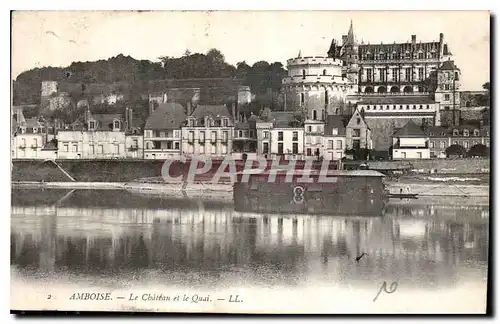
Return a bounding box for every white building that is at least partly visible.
[392,120,430,159]
[144,103,186,159]
[11,108,55,159]
[322,115,347,160]
[256,111,304,160]
[57,113,126,159]
[182,105,234,158]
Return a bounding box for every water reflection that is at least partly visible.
[11,189,489,289]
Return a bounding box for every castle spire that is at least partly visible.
[298,50,302,58]
[346,19,355,45]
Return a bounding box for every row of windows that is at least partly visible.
[17,127,52,134]
[429,140,488,149]
[364,104,432,110]
[262,143,300,155]
[188,131,229,142]
[262,131,300,141]
[60,143,121,154]
[186,143,228,155]
[364,67,426,82]
[88,120,121,131]
[235,130,256,138]
[17,138,39,148]
[187,118,231,128]
[362,52,437,61]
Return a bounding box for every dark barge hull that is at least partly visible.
[233,170,388,217]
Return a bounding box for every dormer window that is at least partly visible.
[332,128,338,136]
[473,129,480,136]
[452,129,459,136]
[463,130,469,137]
[323,69,327,76]
[88,120,96,130]
[33,127,38,134]
[223,118,229,127]
[113,120,120,130]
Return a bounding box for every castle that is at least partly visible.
[283,21,462,155]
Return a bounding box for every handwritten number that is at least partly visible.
[373,281,398,302]
[47,294,52,300]
[293,186,304,204]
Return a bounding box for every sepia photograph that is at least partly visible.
[9,10,491,314]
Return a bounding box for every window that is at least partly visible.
[418,68,424,80]
[222,131,228,142]
[293,131,298,141]
[412,105,416,110]
[89,121,95,130]
[392,68,398,81]
[426,105,430,109]
[328,140,334,149]
[353,129,361,137]
[302,70,306,79]
[401,152,407,159]
[221,144,227,155]
[33,127,38,134]
[323,69,327,76]
[313,110,317,120]
[378,68,386,82]
[263,131,269,139]
[211,131,217,142]
[419,105,423,109]
[223,119,228,127]
[444,106,450,111]
[356,118,361,125]
[263,142,269,154]
[98,145,104,154]
[278,131,283,141]
[306,148,312,156]
[175,142,179,150]
[200,144,205,154]
[114,144,119,154]
[332,128,338,135]
[440,141,445,149]
[300,93,305,105]
[113,120,120,129]
[444,94,450,101]
[200,131,205,142]
[325,90,329,105]
[464,141,469,149]
[405,67,411,81]
[473,129,480,136]
[463,130,469,137]
[337,140,343,149]
[64,144,69,152]
[430,142,434,148]
[367,69,373,82]
[189,131,195,142]
[453,129,459,136]
[307,126,312,132]
[417,152,422,159]
[418,52,424,59]
[211,144,216,154]
[444,84,450,90]
[292,143,298,154]
[132,139,138,148]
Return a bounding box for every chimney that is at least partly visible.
[342,35,347,44]
[125,107,129,130]
[148,101,154,116]
[187,101,192,116]
[411,35,416,45]
[231,103,236,121]
[128,108,133,131]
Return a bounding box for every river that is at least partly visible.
[10,189,489,314]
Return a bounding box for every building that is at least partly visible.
[182,104,234,158]
[232,113,258,160]
[282,53,357,117]
[11,108,55,159]
[345,107,372,152]
[304,119,324,159]
[256,111,304,160]
[144,103,186,159]
[322,115,347,160]
[427,124,490,158]
[124,107,144,159]
[391,120,430,160]
[57,112,126,159]
[328,22,459,154]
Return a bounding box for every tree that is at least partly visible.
[467,144,489,157]
[445,144,466,158]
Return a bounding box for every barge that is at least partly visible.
[233,168,389,216]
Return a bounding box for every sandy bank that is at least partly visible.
[12,180,489,197]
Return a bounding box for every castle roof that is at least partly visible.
[324,115,346,136]
[438,60,460,71]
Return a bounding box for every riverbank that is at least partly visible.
[12,180,490,197]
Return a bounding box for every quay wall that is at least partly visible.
[368,158,490,174]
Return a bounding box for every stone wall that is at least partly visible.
[365,117,425,151]
[368,158,490,174]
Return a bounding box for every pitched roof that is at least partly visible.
[90,114,124,131]
[359,96,436,105]
[438,60,459,71]
[269,111,296,128]
[191,105,232,121]
[145,103,186,130]
[324,115,346,136]
[394,120,427,137]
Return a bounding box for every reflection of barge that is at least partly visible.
[233,169,389,216]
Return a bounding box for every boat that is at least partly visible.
[233,168,388,216]
[388,193,419,199]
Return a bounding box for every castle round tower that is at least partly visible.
[282,54,357,119]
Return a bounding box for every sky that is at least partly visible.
[11,10,490,90]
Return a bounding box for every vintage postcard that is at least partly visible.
[10,10,490,314]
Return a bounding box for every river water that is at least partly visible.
[10,189,489,314]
